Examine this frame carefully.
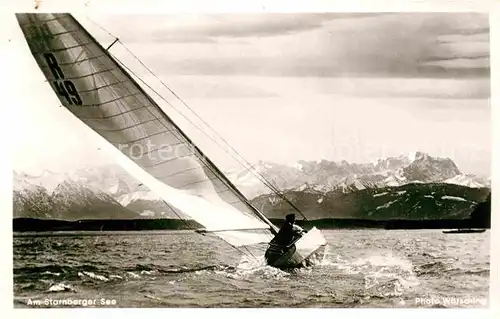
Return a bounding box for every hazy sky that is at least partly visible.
[4,12,491,176]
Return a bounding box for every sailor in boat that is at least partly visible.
[270,213,306,247]
[264,213,308,267]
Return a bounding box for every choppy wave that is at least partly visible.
[13,229,490,308]
[14,262,237,286]
[320,248,420,299]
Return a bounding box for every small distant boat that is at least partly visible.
[442,228,486,234]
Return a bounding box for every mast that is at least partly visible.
[69,15,279,234]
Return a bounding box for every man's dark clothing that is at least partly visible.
[270,221,304,247]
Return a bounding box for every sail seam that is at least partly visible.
[140,152,192,169]
[20,13,272,256]
[105,47,283,228]
[114,42,308,222]
[175,175,220,189]
[106,130,174,146]
[32,41,94,54]
[155,165,206,180]
[92,117,162,133]
[78,79,129,93]
[110,54,274,227]
[79,105,154,120]
[105,61,258,217]
[66,67,116,80]
[215,189,233,195]
[20,16,61,26]
[86,91,141,106]
[137,144,178,157]
[74,16,267,229]
[68,38,184,163]
[72,15,275,245]
[61,53,108,67]
[48,29,80,38]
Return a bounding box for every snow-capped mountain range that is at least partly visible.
[13,151,490,220]
[251,182,490,221]
[228,151,490,197]
[13,169,178,220]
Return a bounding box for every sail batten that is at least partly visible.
[17,13,277,247]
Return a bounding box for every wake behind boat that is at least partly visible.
[16,13,327,269]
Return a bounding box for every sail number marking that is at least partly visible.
[43,53,83,105]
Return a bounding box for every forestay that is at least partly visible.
[16,13,276,247]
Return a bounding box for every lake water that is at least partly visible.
[13,229,490,308]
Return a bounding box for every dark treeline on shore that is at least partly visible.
[14,211,489,233]
[13,193,490,232]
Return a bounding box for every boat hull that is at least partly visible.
[264,227,327,269]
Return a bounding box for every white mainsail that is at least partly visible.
[16,13,277,247]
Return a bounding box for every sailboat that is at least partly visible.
[442,228,486,234]
[16,13,327,269]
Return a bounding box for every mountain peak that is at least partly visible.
[408,151,418,162]
[403,152,460,182]
[231,151,482,196]
[414,151,429,161]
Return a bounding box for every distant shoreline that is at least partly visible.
[12,217,489,233]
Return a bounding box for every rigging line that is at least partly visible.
[83,16,290,207]
[145,192,257,260]
[78,18,269,224]
[68,17,261,258]
[243,245,260,263]
[82,65,261,241]
[109,57,267,226]
[84,16,115,38]
[227,241,258,262]
[59,36,196,234]
[133,184,256,260]
[110,48,307,221]
[109,54,276,222]
[81,17,300,205]
[84,17,307,221]
[115,41,308,220]
[30,14,257,261]
[164,201,258,261]
[164,200,197,231]
[79,17,276,230]
[74,19,248,217]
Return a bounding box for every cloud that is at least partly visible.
[147,75,489,101]
[422,57,489,69]
[149,13,390,40]
[158,13,487,79]
[86,13,389,44]
[86,13,335,43]
[319,78,490,100]
[150,36,217,43]
[154,14,329,39]
[314,13,489,78]
[152,75,279,99]
[85,13,489,82]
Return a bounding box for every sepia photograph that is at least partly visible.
[6,5,492,311]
